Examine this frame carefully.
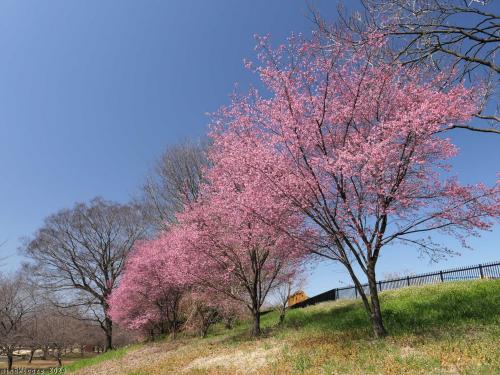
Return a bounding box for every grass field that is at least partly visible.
[0,358,76,370]
[0,352,95,370]
[66,280,500,374]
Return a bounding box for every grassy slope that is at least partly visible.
[67,280,500,375]
[64,345,141,372]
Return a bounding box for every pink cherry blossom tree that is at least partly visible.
[108,230,191,339]
[210,33,500,337]
[178,155,309,337]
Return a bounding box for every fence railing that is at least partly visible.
[291,261,500,309]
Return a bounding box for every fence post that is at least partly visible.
[378,281,382,291]
[354,287,357,299]
[479,264,484,279]
[406,276,410,286]
[439,271,444,282]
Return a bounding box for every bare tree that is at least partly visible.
[141,140,208,231]
[33,305,93,367]
[22,197,146,351]
[0,240,9,272]
[313,0,500,133]
[21,298,97,364]
[193,305,220,338]
[0,273,36,371]
[274,273,306,325]
[382,269,416,279]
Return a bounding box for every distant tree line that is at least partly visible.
[0,272,120,371]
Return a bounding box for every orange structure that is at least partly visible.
[287,290,308,307]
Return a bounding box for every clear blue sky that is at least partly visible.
[0,0,498,296]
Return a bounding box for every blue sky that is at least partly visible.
[0,0,498,296]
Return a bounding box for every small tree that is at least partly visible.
[274,272,306,325]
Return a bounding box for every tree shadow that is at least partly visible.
[382,282,500,336]
[279,281,500,339]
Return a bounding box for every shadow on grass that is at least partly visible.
[273,280,500,339]
[382,280,500,335]
[285,303,369,332]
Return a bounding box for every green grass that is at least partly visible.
[66,280,500,374]
[272,279,500,336]
[63,344,140,372]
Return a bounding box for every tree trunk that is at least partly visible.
[170,320,178,339]
[28,348,35,363]
[345,263,373,318]
[200,324,209,338]
[251,310,261,337]
[367,266,387,338]
[343,259,387,337]
[104,317,113,351]
[41,346,48,360]
[7,351,13,371]
[159,321,167,336]
[224,318,234,330]
[278,308,286,325]
[55,349,62,367]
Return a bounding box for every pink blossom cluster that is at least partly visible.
[210,34,498,254]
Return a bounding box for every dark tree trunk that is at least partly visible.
[170,320,178,339]
[28,348,35,363]
[42,346,48,360]
[159,321,167,336]
[104,317,113,351]
[345,263,373,316]
[200,325,209,338]
[55,349,62,367]
[251,310,261,337]
[224,319,234,330]
[278,308,286,325]
[343,260,387,338]
[149,328,155,341]
[367,266,387,338]
[7,351,13,371]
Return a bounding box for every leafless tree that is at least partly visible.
[141,140,208,231]
[32,305,93,367]
[273,273,306,325]
[0,273,36,371]
[382,269,416,279]
[22,197,146,351]
[110,325,137,348]
[312,0,500,134]
[184,298,221,338]
[0,240,9,272]
[21,299,95,363]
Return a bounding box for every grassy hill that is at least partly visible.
[65,280,500,374]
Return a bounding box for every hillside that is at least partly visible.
[66,280,500,375]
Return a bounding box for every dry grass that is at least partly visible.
[0,358,76,369]
[67,280,500,375]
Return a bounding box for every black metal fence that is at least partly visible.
[291,261,500,309]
